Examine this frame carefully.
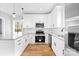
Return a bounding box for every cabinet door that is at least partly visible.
[55,38,64,56]
[52,36,64,56]
[52,36,55,49]
[15,37,25,56]
[53,37,59,55]
[24,35,29,47]
[52,36,57,55]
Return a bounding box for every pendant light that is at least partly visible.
[12,3,16,18]
[21,8,24,20]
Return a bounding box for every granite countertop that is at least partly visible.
[50,33,64,41]
[0,32,64,40]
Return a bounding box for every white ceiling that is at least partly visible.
[0,3,64,16]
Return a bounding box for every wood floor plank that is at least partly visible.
[21,44,56,56]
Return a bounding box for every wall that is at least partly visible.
[0,11,12,36]
[65,3,79,19]
[65,3,79,33]
[0,40,14,56]
[68,26,79,33]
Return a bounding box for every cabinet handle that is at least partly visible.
[62,49,64,54]
[17,43,21,45]
[17,39,21,42]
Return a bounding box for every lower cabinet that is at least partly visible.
[0,35,29,56]
[15,35,28,56]
[52,36,64,56]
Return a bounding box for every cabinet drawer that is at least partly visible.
[15,37,25,46]
[15,37,25,55]
[16,38,23,42]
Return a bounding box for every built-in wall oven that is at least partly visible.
[35,23,45,43]
[35,36,45,42]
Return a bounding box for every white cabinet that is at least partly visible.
[15,35,28,56]
[25,34,35,44]
[51,6,64,28]
[15,36,24,55]
[24,35,29,47]
[52,36,57,54]
[56,6,65,28]
[52,36,64,56]
[56,38,64,56]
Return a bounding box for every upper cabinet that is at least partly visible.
[22,5,65,29]
[57,6,65,28]
[23,15,45,28]
[51,6,65,28]
[23,14,51,28]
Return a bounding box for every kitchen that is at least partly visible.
[0,3,65,56]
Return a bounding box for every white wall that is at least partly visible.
[0,40,14,56]
[65,3,79,18]
[0,11,12,36]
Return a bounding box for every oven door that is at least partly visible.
[35,36,45,43]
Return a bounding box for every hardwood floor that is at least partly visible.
[21,44,56,56]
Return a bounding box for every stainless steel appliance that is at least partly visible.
[35,30,45,43]
[36,23,44,28]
